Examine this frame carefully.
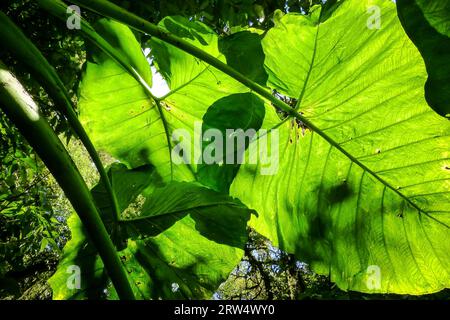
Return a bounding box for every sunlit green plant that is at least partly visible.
[0,0,448,299]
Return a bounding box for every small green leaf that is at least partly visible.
[197,93,265,193]
[219,31,268,86]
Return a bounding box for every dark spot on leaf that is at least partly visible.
[139,148,150,162]
[325,182,353,204]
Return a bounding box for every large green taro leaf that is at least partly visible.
[148,17,269,170]
[231,0,450,294]
[50,213,248,300]
[79,16,265,182]
[49,166,251,300]
[78,19,185,181]
[397,0,450,118]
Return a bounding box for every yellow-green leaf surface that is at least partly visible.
[78,19,183,181]
[79,17,257,181]
[231,0,450,294]
[149,16,263,171]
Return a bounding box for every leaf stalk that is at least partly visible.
[0,63,135,300]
